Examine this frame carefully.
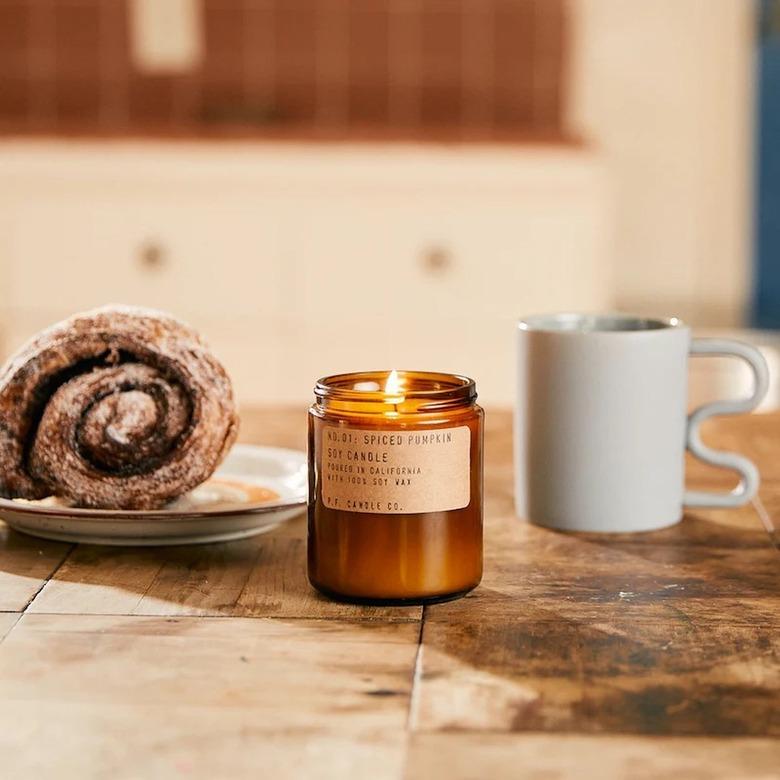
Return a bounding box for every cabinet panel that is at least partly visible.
[0,142,612,406]
[9,195,287,321]
[296,194,609,322]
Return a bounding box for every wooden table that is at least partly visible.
[0,409,777,779]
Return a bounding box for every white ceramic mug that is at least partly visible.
[514,314,770,533]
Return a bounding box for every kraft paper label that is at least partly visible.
[321,425,471,514]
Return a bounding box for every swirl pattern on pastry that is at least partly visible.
[0,305,239,509]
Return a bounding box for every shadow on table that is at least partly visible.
[0,516,420,621]
[417,513,780,737]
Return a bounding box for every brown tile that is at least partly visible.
[349,85,389,127]
[26,76,56,127]
[460,0,494,131]
[243,2,276,107]
[96,0,131,130]
[0,2,30,78]
[274,0,318,81]
[0,1,29,40]
[274,83,317,125]
[200,79,257,125]
[55,77,100,124]
[127,74,175,125]
[314,0,350,128]
[202,0,245,80]
[419,84,462,129]
[387,0,421,128]
[98,0,132,78]
[532,0,566,129]
[0,0,567,137]
[492,0,535,129]
[172,74,202,126]
[348,2,389,125]
[420,5,462,126]
[274,0,317,123]
[53,1,101,79]
[0,76,29,119]
[420,3,463,82]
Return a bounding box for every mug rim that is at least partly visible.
[517,312,687,334]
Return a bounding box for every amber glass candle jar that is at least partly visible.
[308,370,483,605]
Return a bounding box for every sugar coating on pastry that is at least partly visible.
[0,305,239,509]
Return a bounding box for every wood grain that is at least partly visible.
[415,411,780,740]
[25,410,419,620]
[0,613,419,779]
[0,612,19,642]
[0,406,778,778]
[0,523,71,611]
[28,534,421,621]
[406,734,780,780]
[416,604,779,735]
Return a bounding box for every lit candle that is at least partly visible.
[307,370,484,605]
[384,369,404,413]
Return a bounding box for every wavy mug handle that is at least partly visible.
[684,339,770,508]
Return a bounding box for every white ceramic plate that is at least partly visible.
[0,444,307,546]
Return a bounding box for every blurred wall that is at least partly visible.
[569,0,755,327]
[0,0,566,141]
[0,0,763,408]
[0,142,611,407]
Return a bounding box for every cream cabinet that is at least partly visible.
[0,141,613,405]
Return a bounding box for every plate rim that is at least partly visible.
[0,443,308,522]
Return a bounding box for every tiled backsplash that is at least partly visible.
[0,0,567,139]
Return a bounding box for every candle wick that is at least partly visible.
[385,370,404,414]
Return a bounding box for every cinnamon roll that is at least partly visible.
[0,305,239,509]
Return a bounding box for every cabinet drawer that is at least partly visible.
[0,141,612,406]
[8,195,287,321]
[295,194,610,322]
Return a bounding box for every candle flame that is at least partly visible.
[385,369,402,395]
